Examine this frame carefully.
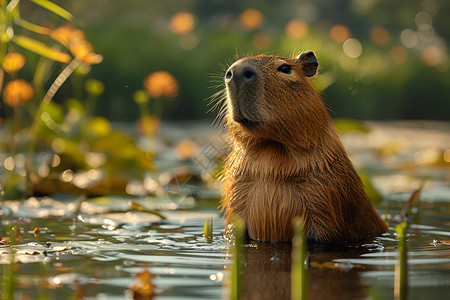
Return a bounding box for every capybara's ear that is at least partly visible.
[296,51,318,77]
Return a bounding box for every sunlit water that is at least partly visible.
[1,121,449,299]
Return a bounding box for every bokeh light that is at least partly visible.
[170,12,196,35]
[329,24,351,43]
[415,11,432,31]
[175,139,198,160]
[390,46,408,64]
[370,26,390,46]
[400,29,418,48]
[421,45,443,66]
[252,32,271,50]
[179,33,199,50]
[239,8,264,31]
[343,38,362,58]
[137,115,161,137]
[4,156,14,171]
[444,149,450,163]
[285,19,308,40]
[143,71,179,99]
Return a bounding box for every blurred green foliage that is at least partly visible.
[29,0,449,121]
[1,0,449,200]
[0,0,153,199]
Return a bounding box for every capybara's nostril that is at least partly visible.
[243,68,256,80]
[225,60,258,85]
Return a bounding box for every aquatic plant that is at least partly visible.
[203,216,213,243]
[394,221,408,300]
[291,219,307,300]
[0,1,162,200]
[0,0,107,199]
[228,216,244,300]
[1,225,17,300]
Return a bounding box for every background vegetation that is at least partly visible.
[5,0,450,121]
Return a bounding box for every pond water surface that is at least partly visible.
[1,121,450,299]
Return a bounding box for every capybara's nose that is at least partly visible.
[225,61,257,85]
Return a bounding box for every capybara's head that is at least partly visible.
[224,52,329,148]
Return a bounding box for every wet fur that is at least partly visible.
[220,53,388,242]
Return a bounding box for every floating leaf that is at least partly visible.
[14,35,71,63]
[29,0,73,21]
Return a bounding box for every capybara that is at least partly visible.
[220,51,388,242]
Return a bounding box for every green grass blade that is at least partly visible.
[203,218,208,239]
[14,35,70,63]
[28,0,73,21]
[203,217,213,243]
[230,216,244,300]
[292,219,307,300]
[14,18,51,35]
[208,217,213,237]
[394,222,408,300]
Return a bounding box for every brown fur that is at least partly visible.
[220,52,388,242]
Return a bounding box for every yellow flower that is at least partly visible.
[2,79,35,107]
[2,52,26,74]
[143,71,179,98]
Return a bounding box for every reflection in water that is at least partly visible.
[241,241,374,300]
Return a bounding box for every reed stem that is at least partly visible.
[292,219,307,300]
[394,222,408,300]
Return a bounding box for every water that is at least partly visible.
[1,121,449,299]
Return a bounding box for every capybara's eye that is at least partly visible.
[277,64,292,74]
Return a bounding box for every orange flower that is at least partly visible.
[69,40,103,65]
[143,71,179,98]
[2,52,26,74]
[50,24,85,47]
[50,24,102,65]
[2,79,35,107]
